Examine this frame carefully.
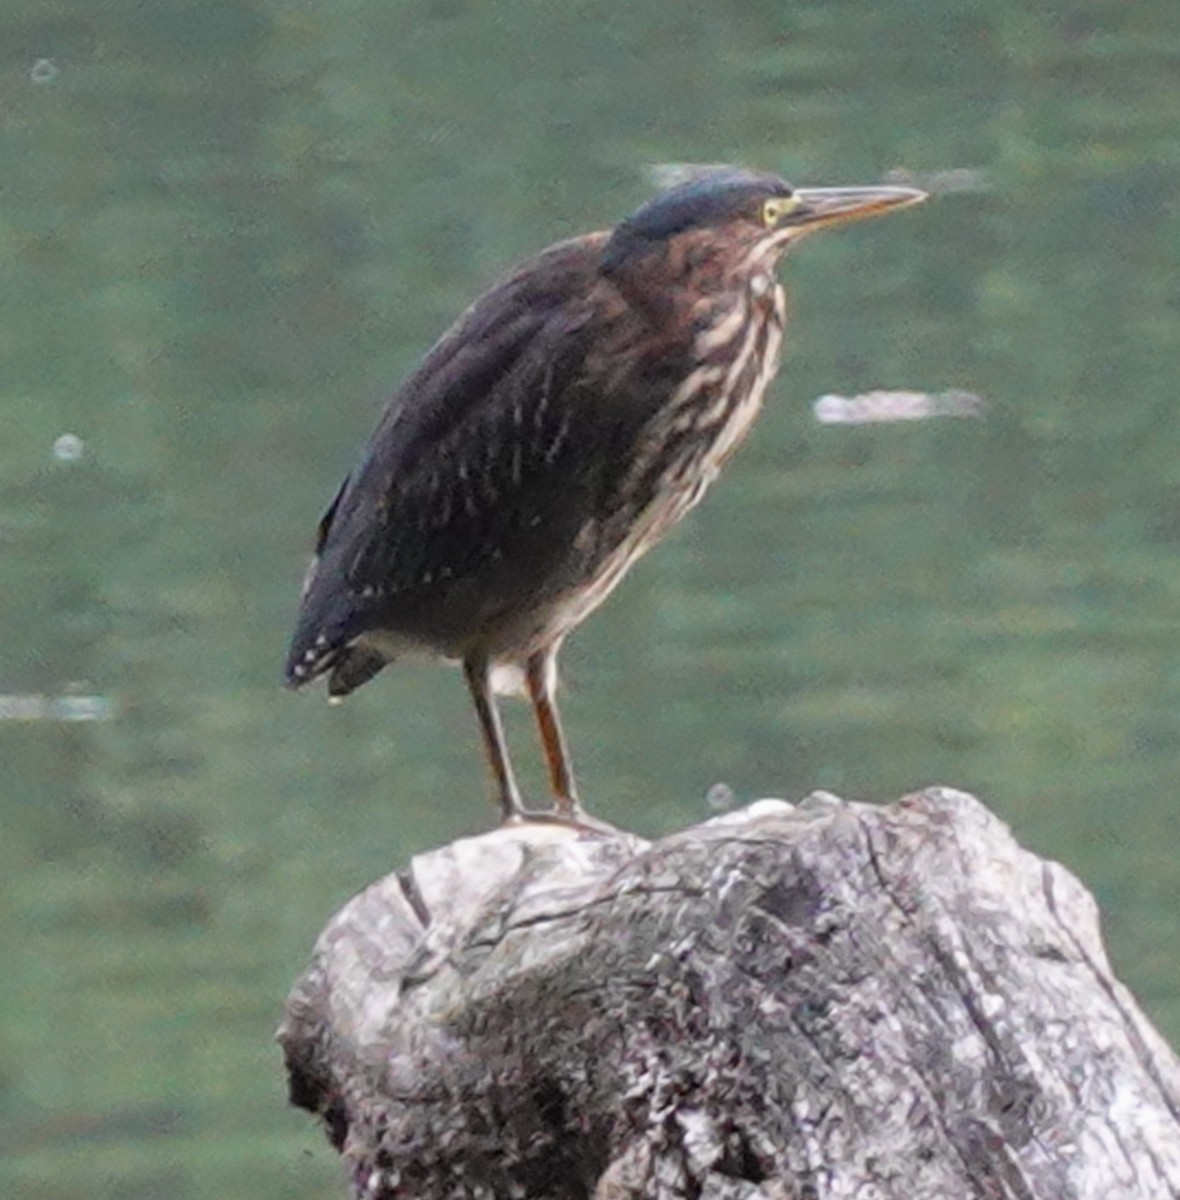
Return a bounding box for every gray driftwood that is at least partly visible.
[279,788,1180,1199]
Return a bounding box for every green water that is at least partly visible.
[3,1,1179,1195]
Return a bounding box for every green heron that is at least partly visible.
[285,167,924,826]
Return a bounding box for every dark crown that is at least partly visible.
[602,168,793,275]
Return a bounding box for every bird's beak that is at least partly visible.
[784,185,927,234]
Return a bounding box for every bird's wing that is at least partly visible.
[289,232,663,664]
[314,475,349,557]
[300,237,594,559]
[366,235,609,478]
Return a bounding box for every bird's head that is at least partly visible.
[601,167,925,291]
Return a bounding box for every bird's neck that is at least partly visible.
[691,269,786,346]
[609,259,784,344]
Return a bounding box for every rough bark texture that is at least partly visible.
[279,788,1180,1199]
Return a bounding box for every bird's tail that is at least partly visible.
[284,624,389,701]
[326,647,387,698]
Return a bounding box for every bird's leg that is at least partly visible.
[465,649,615,833]
[462,652,525,822]
[525,647,581,818]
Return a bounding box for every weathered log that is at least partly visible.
[278,788,1180,1199]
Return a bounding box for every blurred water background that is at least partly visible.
[3,2,1180,1196]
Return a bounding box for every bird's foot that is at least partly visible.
[500,805,621,837]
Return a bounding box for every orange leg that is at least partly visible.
[526,648,581,818]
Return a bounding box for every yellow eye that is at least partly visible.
[760,196,799,226]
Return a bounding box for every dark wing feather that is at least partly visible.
[314,475,349,557]
[359,235,608,483]
[286,233,665,681]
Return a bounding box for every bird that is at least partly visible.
[285,167,925,827]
